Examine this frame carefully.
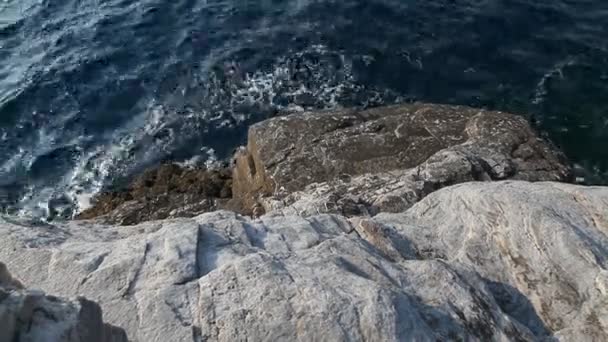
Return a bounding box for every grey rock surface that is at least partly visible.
[232,103,572,216]
[0,262,127,342]
[2,181,606,341]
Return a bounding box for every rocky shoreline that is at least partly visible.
[76,165,235,225]
[78,103,572,225]
[2,103,607,341]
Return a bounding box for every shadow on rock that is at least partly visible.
[485,279,555,339]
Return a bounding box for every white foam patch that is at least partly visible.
[175,147,221,170]
[63,106,171,215]
[190,44,369,123]
[532,58,577,105]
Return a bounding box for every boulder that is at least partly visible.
[2,181,606,341]
[76,103,572,224]
[0,262,127,342]
[232,103,572,216]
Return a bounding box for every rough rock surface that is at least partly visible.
[376,181,608,341]
[233,103,572,216]
[2,181,606,341]
[0,262,127,342]
[77,164,233,225]
[76,103,572,224]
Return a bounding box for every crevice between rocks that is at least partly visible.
[123,242,150,299]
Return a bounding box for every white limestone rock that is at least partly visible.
[1,181,607,341]
[0,262,127,342]
[376,181,608,341]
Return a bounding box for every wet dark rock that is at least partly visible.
[76,164,233,225]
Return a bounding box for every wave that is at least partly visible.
[0,41,402,220]
[532,58,578,106]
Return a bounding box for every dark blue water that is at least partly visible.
[1,0,608,219]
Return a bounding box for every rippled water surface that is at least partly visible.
[1,0,607,219]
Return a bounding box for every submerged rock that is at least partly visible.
[0,262,127,342]
[2,181,606,341]
[232,103,572,216]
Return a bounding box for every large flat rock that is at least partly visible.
[2,181,606,341]
[232,103,572,216]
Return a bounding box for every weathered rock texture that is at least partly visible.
[232,103,572,216]
[376,181,608,341]
[77,164,233,225]
[75,103,572,224]
[2,181,606,341]
[0,262,127,342]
